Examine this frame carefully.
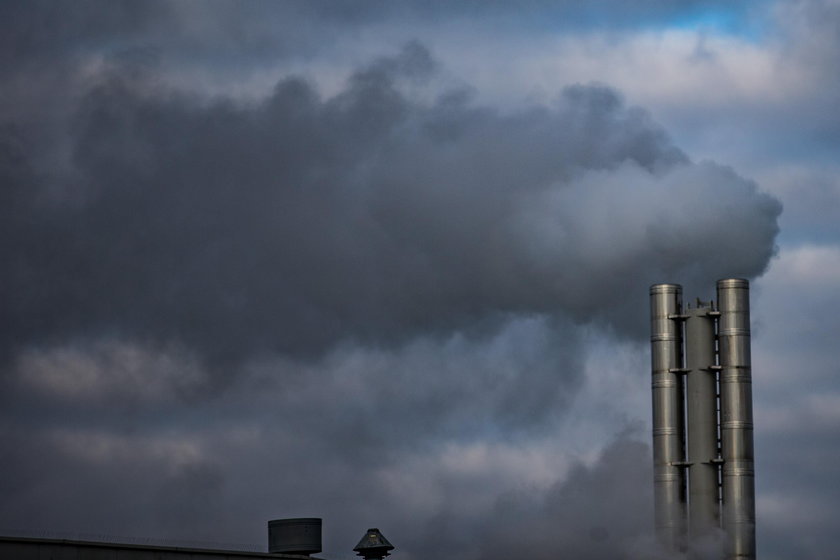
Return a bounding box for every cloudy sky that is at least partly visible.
[1,1,838,559]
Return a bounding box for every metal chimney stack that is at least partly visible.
[650,283,687,552]
[649,279,756,560]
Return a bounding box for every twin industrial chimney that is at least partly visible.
[650,279,755,560]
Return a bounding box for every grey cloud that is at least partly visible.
[749,253,840,559]
[778,0,840,151]
[0,321,581,556]
[1,44,781,377]
[0,12,789,558]
[0,423,232,544]
[238,0,762,31]
[0,367,656,560]
[419,434,658,560]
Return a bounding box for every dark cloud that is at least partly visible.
[474,436,656,560]
[777,0,840,155]
[1,44,780,376]
[0,373,657,560]
[0,3,796,558]
[227,0,763,31]
[0,0,771,138]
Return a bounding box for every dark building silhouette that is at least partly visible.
[0,518,395,560]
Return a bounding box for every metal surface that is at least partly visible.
[268,518,322,555]
[684,303,721,543]
[353,528,394,560]
[717,279,756,560]
[650,283,687,553]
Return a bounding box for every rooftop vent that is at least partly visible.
[353,528,394,560]
[268,518,322,556]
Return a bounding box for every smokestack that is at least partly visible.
[717,279,756,560]
[684,301,721,542]
[650,284,687,552]
[649,279,756,560]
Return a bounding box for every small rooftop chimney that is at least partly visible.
[268,518,322,556]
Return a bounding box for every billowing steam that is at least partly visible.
[1,43,780,371]
[0,29,782,560]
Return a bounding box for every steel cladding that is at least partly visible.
[649,279,756,560]
[717,279,756,560]
[268,518,323,555]
[650,283,687,552]
[685,304,721,540]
